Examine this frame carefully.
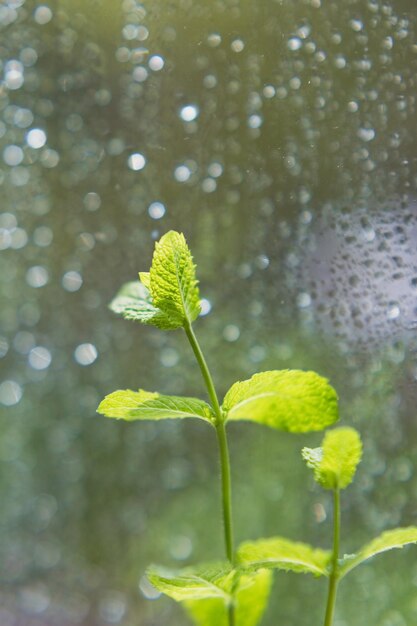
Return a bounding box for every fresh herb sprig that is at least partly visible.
[97,231,338,626]
[97,231,417,626]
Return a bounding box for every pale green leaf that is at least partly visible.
[184,569,272,626]
[237,537,331,577]
[222,370,339,433]
[97,389,214,423]
[139,271,151,289]
[149,231,201,327]
[147,562,233,602]
[302,427,362,490]
[109,280,177,330]
[339,527,417,578]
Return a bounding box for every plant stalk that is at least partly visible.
[184,322,222,417]
[215,420,235,564]
[184,321,235,626]
[324,488,341,626]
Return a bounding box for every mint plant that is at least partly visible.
[238,427,417,626]
[97,231,339,626]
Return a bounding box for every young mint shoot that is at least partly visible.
[97,230,340,626]
[302,427,417,626]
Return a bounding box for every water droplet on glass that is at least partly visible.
[62,271,83,292]
[231,38,245,52]
[139,576,161,600]
[3,145,24,166]
[160,348,179,368]
[34,5,53,25]
[207,33,221,47]
[174,164,191,182]
[83,192,101,211]
[179,104,199,122]
[199,298,212,316]
[148,202,166,220]
[358,127,376,142]
[0,380,23,406]
[26,266,49,288]
[288,37,302,51]
[127,153,146,171]
[223,325,240,342]
[148,55,164,71]
[74,343,98,366]
[26,128,47,149]
[28,347,52,370]
[5,60,24,89]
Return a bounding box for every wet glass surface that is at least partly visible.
[1,1,417,624]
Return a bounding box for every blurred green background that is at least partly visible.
[1,1,417,624]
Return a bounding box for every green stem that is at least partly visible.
[184,322,222,417]
[216,420,235,564]
[184,321,235,626]
[324,489,341,626]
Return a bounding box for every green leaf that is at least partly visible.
[184,569,272,626]
[147,562,233,602]
[149,231,201,327]
[237,537,331,577]
[302,427,362,490]
[97,389,214,423]
[109,280,177,330]
[139,271,151,289]
[339,527,417,578]
[222,370,339,433]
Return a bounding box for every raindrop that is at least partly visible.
[160,348,179,367]
[34,5,53,25]
[288,37,302,51]
[33,226,53,247]
[83,192,101,211]
[3,145,24,166]
[201,178,216,193]
[170,535,193,560]
[358,127,376,142]
[199,299,212,316]
[148,202,166,220]
[207,33,221,47]
[20,47,38,66]
[40,149,59,168]
[248,114,262,129]
[5,60,24,90]
[139,576,161,600]
[132,66,148,82]
[28,347,52,370]
[62,271,83,292]
[0,380,23,406]
[13,108,33,128]
[231,38,245,52]
[26,128,47,149]
[74,343,98,366]
[148,55,164,71]
[174,164,191,182]
[263,85,275,98]
[297,292,312,308]
[13,331,35,355]
[223,325,240,342]
[127,153,146,171]
[98,593,126,624]
[387,304,400,320]
[207,162,223,178]
[179,105,199,122]
[26,266,49,288]
[350,18,364,32]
